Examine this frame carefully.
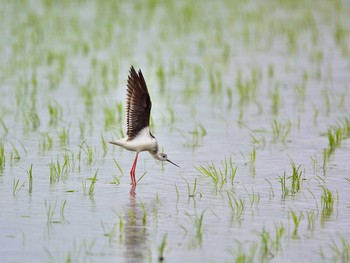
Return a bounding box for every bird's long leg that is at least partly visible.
[130,152,139,187]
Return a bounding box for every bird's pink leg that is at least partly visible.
[130,152,139,187]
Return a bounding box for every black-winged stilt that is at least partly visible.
[110,66,179,191]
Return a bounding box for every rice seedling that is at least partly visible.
[243,186,260,210]
[265,179,275,199]
[22,107,40,131]
[58,127,69,147]
[310,154,318,174]
[112,158,124,175]
[334,23,349,55]
[189,178,197,198]
[228,241,258,263]
[186,211,205,248]
[101,221,117,247]
[26,164,33,194]
[294,81,306,108]
[257,224,285,261]
[80,80,96,109]
[60,200,67,222]
[327,128,341,156]
[12,178,25,197]
[277,161,303,197]
[290,161,303,194]
[9,142,21,164]
[88,170,98,196]
[183,124,206,149]
[323,89,331,115]
[227,191,245,223]
[323,148,327,168]
[179,174,201,199]
[79,120,85,139]
[0,117,8,135]
[175,184,180,211]
[249,146,256,175]
[209,70,223,101]
[48,100,62,126]
[271,119,291,143]
[118,215,123,243]
[45,200,57,224]
[158,233,168,261]
[139,200,147,225]
[79,142,94,165]
[136,171,148,184]
[195,211,205,247]
[325,117,350,157]
[274,224,285,252]
[101,133,108,157]
[49,159,68,183]
[258,228,274,261]
[156,192,161,206]
[268,64,274,79]
[270,83,280,115]
[81,180,87,195]
[277,172,289,197]
[0,141,5,171]
[289,210,303,238]
[63,147,77,172]
[195,156,237,190]
[329,235,350,263]
[39,132,53,152]
[320,186,335,223]
[250,133,266,149]
[110,174,121,185]
[306,209,317,232]
[156,66,166,94]
[103,104,117,131]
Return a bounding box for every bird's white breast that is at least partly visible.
[111,127,157,153]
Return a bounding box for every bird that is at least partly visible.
[110,65,179,191]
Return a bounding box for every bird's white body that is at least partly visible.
[111,127,158,154]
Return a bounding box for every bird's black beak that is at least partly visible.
[167,159,180,168]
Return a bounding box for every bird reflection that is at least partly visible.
[123,190,148,263]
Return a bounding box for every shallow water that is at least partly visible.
[1,0,350,262]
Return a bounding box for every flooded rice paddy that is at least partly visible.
[1,0,350,262]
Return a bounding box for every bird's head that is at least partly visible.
[155,152,180,168]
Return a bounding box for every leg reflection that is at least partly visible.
[123,191,148,263]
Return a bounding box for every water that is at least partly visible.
[1,0,350,262]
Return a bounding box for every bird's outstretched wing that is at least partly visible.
[126,66,152,140]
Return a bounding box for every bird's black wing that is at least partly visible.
[126,66,152,140]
